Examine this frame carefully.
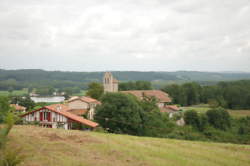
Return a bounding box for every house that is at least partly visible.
[121,90,180,116]
[21,104,98,130]
[103,72,181,117]
[10,104,26,113]
[103,72,119,93]
[65,96,101,120]
[121,90,172,108]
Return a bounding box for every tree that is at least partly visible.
[86,82,104,100]
[36,86,54,96]
[0,97,11,123]
[206,108,231,130]
[138,96,174,137]
[95,93,143,135]
[11,96,35,111]
[119,81,152,91]
[184,110,200,130]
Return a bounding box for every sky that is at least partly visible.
[0,0,250,72]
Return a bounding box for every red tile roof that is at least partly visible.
[66,109,88,116]
[10,104,26,111]
[68,96,101,104]
[160,105,180,113]
[46,104,98,128]
[21,104,98,128]
[122,90,172,103]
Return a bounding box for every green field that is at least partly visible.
[0,89,28,96]
[181,105,250,118]
[9,126,250,166]
[73,90,87,96]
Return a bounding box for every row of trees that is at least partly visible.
[162,80,250,109]
[119,81,152,91]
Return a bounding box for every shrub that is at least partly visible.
[184,110,200,130]
[206,108,231,130]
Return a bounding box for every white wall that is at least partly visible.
[68,100,89,109]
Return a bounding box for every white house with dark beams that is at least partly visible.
[21,104,98,130]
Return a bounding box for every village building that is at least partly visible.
[103,72,119,93]
[65,96,101,120]
[10,104,26,113]
[103,72,180,116]
[21,104,98,130]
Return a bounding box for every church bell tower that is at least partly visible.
[103,72,118,93]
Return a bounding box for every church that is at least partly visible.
[103,72,119,93]
[102,72,180,116]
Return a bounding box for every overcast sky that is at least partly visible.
[0,0,249,72]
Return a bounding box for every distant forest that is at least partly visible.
[1,69,250,91]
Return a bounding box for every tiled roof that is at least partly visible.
[10,104,26,111]
[68,96,101,104]
[66,109,88,116]
[45,104,98,128]
[160,105,180,113]
[21,104,98,128]
[122,90,172,103]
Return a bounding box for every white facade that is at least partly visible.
[67,100,89,109]
[23,108,69,130]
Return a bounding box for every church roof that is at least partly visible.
[121,90,172,103]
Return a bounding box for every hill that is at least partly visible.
[1,69,250,90]
[9,126,250,166]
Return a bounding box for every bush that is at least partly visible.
[184,110,200,130]
[206,108,231,130]
[0,147,24,166]
[167,126,207,141]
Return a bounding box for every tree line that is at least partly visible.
[162,80,250,109]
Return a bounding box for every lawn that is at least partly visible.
[181,105,250,118]
[8,126,250,166]
[0,89,28,96]
[73,90,87,96]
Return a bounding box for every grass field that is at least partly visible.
[0,89,28,96]
[8,126,250,166]
[181,105,250,118]
[72,90,87,96]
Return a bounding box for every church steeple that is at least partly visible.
[103,72,118,93]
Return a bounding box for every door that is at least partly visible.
[48,112,51,122]
[40,112,43,121]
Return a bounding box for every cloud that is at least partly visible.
[0,0,249,71]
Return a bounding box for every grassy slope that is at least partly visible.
[9,126,250,166]
[181,105,250,118]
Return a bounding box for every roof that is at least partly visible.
[66,109,88,116]
[160,105,180,113]
[68,96,101,104]
[21,104,98,128]
[112,78,119,83]
[121,90,172,103]
[10,104,26,111]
